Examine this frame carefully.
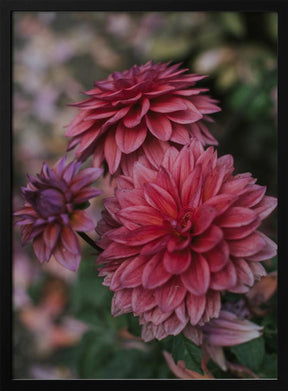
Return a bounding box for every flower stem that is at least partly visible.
[77,231,102,252]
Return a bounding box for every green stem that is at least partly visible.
[77,231,102,252]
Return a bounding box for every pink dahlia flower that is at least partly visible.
[14,157,103,271]
[65,61,220,174]
[95,140,277,341]
[184,310,263,371]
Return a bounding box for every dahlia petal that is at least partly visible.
[161,145,179,173]
[200,290,221,324]
[144,182,178,219]
[75,128,100,156]
[115,188,145,209]
[175,301,188,324]
[181,165,203,209]
[131,286,157,314]
[53,245,81,271]
[73,188,102,204]
[70,210,95,232]
[145,112,172,141]
[181,253,210,295]
[204,240,229,272]
[120,256,147,288]
[220,177,253,195]
[163,313,187,335]
[167,235,190,252]
[119,224,168,246]
[163,250,191,274]
[132,161,157,188]
[61,226,81,255]
[111,289,132,316]
[143,84,175,98]
[170,123,190,144]
[173,144,195,188]
[190,95,221,114]
[98,241,140,261]
[140,235,170,256]
[247,261,267,279]
[100,105,131,133]
[84,108,117,121]
[229,231,266,257]
[203,167,226,201]
[104,129,122,174]
[155,277,187,312]
[143,306,172,325]
[150,96,187,113]
[232,258,254,288]
[215,207,257,228]
[205,194,238,215]
[186,292,206,325]
[117,205,163,226]
[252,196,277,219]
[142,136,169,168]
[65,118,95,137]
[109,259,131,290]
[33,235,49,263]
[191,225,223,253]
[246,232,277,261]
[167,102,203,124]
[157,167,180,204]
[203,344,227,371]
[43,224,60,255]
[122,98,150,128]
[183,324,203,345]
[222,217,261,240]
[115,122,147,154]
[142,252,172,289]
[192,204,217,235]
[210,261,237,290]
[235,185,266,208]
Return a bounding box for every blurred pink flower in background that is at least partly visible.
[14,157,103,271]
[95,139,277,341]
[65,61,220,174]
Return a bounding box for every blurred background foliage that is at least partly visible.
[13,11,277,379]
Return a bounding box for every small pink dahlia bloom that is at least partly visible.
[14,157,103,271]
[96,140,277,341]
[65,61,220,174]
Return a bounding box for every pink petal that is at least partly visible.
[181,165,203,209]
[142,136,169,168]
[33,235,49,263]
[210,261,237,290]
[181,253,210,295]
[252,195,277,219]
[229,231,266,257]
[191,225,223,253]
[98,241,140,261]
[145,112,172,141]
[61,226,81,255]
[120,256,148,288]
[222,217,261,240]
[192,204,217,235]
[235,185,266,208]
[144,182,178,219]
[170,123,190,144]
[111,289,132,316]
[205,194,238,215]
[156,167,180,204]
[132,162,157,188]
[163,250,191,274]
[43,224,60,254]
[115,121,147,154]
[117,205,163,226]
[120,224,168,246]
[246,232,277,261]
[163,313,187,336]
[142,252,172,289]
[140,235,170,256]
[143,306,171,325]
[131,286,157,314]
[122,98,150,128]
[215,207,257,227]
[200,290,221,323]
[104,128,122,174]
[204,240,229,272]
[150,96,187,113]
[233,258,254,288]
[202,167,226,201]
[186,292,206,325]
[70,210,95,232]
[53,245,81,271]
[167,106,202,124]
[175,301,188,324]
[155,277,187,312]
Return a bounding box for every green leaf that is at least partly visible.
[172,334,203,374]
[230,336,265,372]
[258,353,277,379]
[75,201,90,210]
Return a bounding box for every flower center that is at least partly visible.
[25,188,66,218]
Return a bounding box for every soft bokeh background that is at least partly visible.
[13,11,277,379]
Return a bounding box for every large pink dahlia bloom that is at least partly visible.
[95,140,277,341]
[14,157,103,271]
[65,61,220,174]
